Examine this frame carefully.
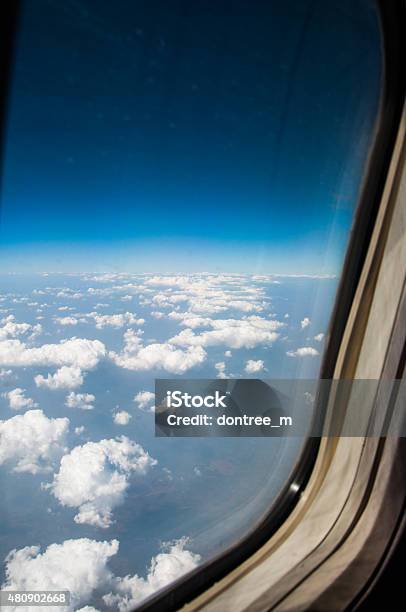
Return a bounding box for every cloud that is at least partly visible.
[0,368,13,381]
[133,391,155,411]
[103,538,201,610]
[287,347,319,357]
[314,333,325,342]
[87,312,145,329]
[169,316,282,350]
[2,387,38,410]
[244,359,265,374]
[224,351,232,358]
[56,289,83,300]
[151,311,165,319]
[251,275,281,284]
[145,276,188,287]
[111,330,206,375]
[0,315,42,341]
[273,274,336,279]
[85,273,130,283]
[113,411,131,426]
[145,274,267,315]
[0,409,69,474]
[2,538,118,611]
[0,337,106,370]
[65,392,95,410]
[188,298,263,314]
[214,362,226,379]
[152,292,188,309]
[35,366,84,390]
[300,317,311,329]
[55,316,81,326]
[167,312,213,328]
[49,436,157,528]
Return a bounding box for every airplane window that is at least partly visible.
[0,0,382,610]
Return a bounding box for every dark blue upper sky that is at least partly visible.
[0,0,382,273]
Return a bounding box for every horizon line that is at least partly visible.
[0,271,338,279]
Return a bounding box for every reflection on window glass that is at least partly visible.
[0,0,381,609]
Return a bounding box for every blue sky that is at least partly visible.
[0,0,382,274]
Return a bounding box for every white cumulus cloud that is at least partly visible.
[2,538,118,611]
[214,362,226,379]
[111,330,206,375]
[145,274,267,316]
[0,368,13,381]
[55,317,86,326]
[0,315,42,341]
[103,538,201,610]
[151,311,164,319]
[35,366,84,390]
[287,347,319,357]
[49,437,157,528]
[133,391,155,411]
[0,337,106,370]
[244,359,265,374]
[2,387,38,410]
[87,312,144,329]
[55,316,81,326]
[113,411,131,426]
[169,316,282,350]
[0,409,69,474]
[300,317,311,329]
[65,392,95,410]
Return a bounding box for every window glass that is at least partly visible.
[0,1,381,609]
